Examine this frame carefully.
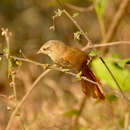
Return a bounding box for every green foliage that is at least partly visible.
[93,0,108,18]
[117,58,130,69]
[64,109,79,117]
[72,12,79,17]
[119,116,124,128]
[8,58,21,77]
[89,50,99,57]
[106,94,118,103]
[3,48,9,55]
[91,58,130,91]
[113,53,120,59]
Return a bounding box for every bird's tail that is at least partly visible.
[81,62,105,100]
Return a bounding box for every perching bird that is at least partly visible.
[37,40,104,100]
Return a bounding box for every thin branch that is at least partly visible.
[1,28,17,102]
[62,9,92,46]
[6,70,51,130]
[102,0,129,43]
[65,3,94,12]
[56,0,93,49]
[82,41,130,51]
[85,41,130,50]
[11,56,43,67]
[1,28,10,58]
[64,71,100,87]
[11,56,101,87]
[100,57,130,103]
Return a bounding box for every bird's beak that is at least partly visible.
[37,49,42,54]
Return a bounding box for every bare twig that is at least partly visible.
[11,56,43,67]
[1,28,11,58]
[65,3,94,12]
[6,70,51,130]
[102,0,129,43]
[84,41,130,50]
[56,0,92,47]
[11,56,101,87]
[62,9,92,46]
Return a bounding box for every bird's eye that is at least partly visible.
[43,48,47,51]
[43,47,50,51]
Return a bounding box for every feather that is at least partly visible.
[81,62,105,100]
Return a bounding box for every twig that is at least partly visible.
[1,28,17,102]
[11,56,43,66]
[1,28,10,58]
[100,57,130,103]
[62,9,92,46]
[56,0,92,48]
[84,41,130,50]
[65,3,94,12]
[56,0,93,50]
[102,0,129,43]
[6,70,51,130]
[64,71,100,87]
[11,56,101,87]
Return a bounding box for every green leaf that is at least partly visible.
[119,116,125,128]
[3,48,9,55]
[113,53,120,59]
[106,94,118,103]
[91,58,130,91]
[72,12,79,17]
[117,58,130,69]
[89,50,99,57]
[64,109,79,118]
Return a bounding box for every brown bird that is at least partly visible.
[38,40,105,100]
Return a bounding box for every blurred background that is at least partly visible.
[0,0,130,130]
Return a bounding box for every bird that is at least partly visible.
[37,40,105,100]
